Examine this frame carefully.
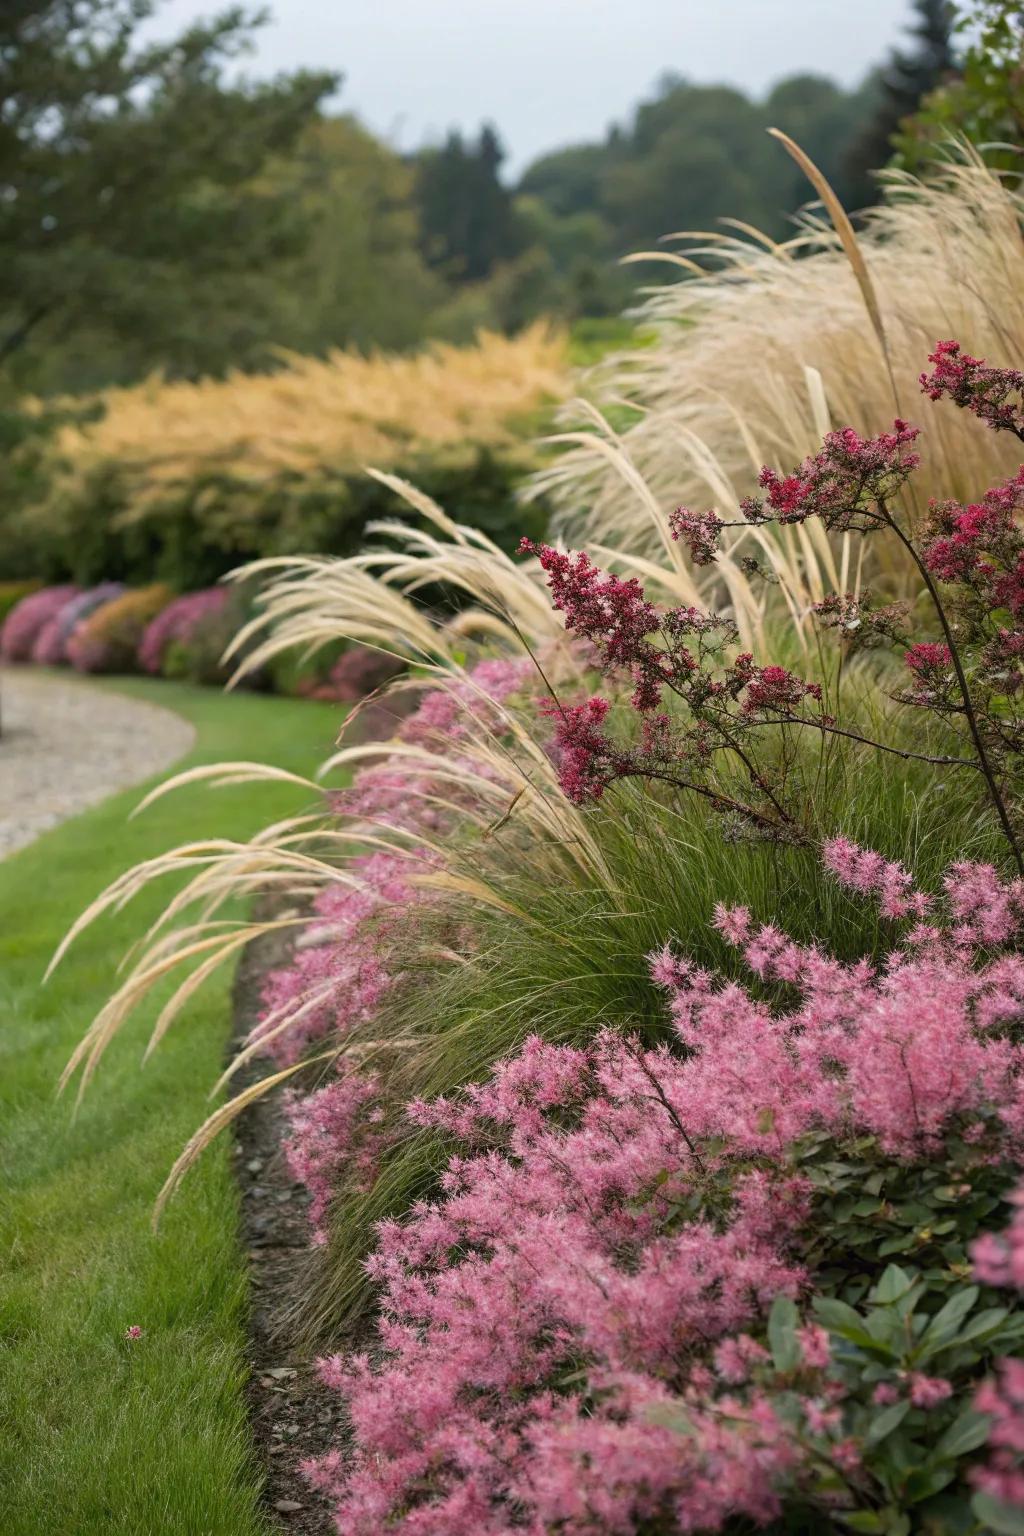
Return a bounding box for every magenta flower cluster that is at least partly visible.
[738,420,921,532]
[523,542,826,832]
[921,340,1024,439]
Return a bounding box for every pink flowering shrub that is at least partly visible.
[32,583,123,665]
[255,853,424,1068]
[282,1072,385,1245]
[66,584,172,674]
[258,656,539,1259]
[137,587,228,675]
[303,846,1024,1531]
[299,643,405,703]
[256,654,535,1060]
[0,584,78,660]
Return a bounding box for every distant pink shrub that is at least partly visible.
[137,587,228,675]
[300,644,404,703]
[32,583,123,666]
[1,585,79,661]
[67,584,172,674]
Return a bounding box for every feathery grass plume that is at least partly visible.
[535,155,1024,597]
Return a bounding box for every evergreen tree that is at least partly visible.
[0,0,336,387]
[844,0,958,206]
[414,125,523,283]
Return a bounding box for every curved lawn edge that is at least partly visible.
[0,679,339,1536]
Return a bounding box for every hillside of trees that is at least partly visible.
[0,0,983,399]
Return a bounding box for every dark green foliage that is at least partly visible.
[414,125,525,282]
[259,116,446,357]
[516,71,881,265]
[10,444,549,591]
[844,0,958,206]
[0,0,335,391]
[898,0,1024,177]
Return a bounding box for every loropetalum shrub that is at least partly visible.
[301,846,1024,1533]
[255,656,536,1239]
[0,584,78,661]
[522,339,1024,875]
[31,582,123,666]
[66,583,172,674]
[137,587,228,676]
[256,852,424,1072]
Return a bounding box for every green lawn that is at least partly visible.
[0,678,337,1536]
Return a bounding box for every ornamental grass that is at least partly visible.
[50,155,1024,1534]
[535,156,1024,597]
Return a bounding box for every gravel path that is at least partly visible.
[0,668,195,858]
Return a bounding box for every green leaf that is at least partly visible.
[972,1492,1024,1535]
[878,1234,915,1256]
[813,1297,888,1352]
[840,1513,888,1533]
[916,1286,980,1358]
[768,1293,800,1372]
[874,1265,916,1305]
[954,1307,1010,1347]
[905,1464,956,1502]
[865,1398,911,1446]
[934,1407,992,1460]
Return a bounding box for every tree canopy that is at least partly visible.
[0,0,335,387]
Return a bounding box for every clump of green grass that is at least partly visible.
[0,677,333,1536]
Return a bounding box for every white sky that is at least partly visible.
[151,0,918,174]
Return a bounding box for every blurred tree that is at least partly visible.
[766,73,881,212]
[265,116,445,355]
[518,144,611,219]
[844,0,957,205]
[0,0,335,388]
[896,0,1024,174]
[516,71,882,266]
[414,124,525,282]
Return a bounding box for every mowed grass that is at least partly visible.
[0,678,338,1536]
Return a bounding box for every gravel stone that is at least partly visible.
[0,668,195,858]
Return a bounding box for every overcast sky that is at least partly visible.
[152,0,917,174]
